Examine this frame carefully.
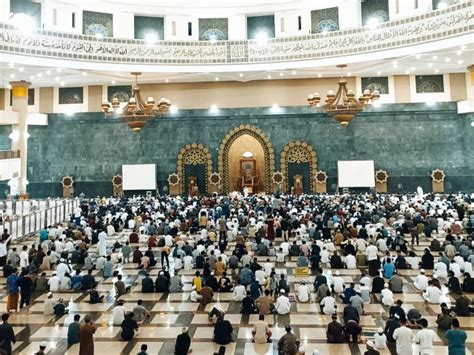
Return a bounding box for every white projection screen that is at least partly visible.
[122,164,156,190]
[337,160,375,188]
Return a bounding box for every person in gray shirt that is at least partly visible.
[389,272,403,293]
[169,273,184,293]
[133,300,149,322]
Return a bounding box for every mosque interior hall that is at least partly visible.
[0,0,474,354]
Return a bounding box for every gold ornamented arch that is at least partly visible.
[218,125,275,194]
[176,143,213,194]
[280,141,318,193]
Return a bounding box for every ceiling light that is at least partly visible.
[46,70,52,75]
[239,73,244,78]
[210,104,218,113]
[56,68,62,73]
[445,58,451,62]
[415,54,422,59]
[428,63,433,67]
[37,73,43,78]
[9,73,15,79]
[111,80,116,84]
[367,18,380,30]
[405,70,410,74]
[18,67,24,72]
[410,67,415,72]
[29,75,34,80]
[60,81,65,86]
[267,75,272,79]
[165,79,169,83]
[317,73,322,78]
[279,73,284,77]
[432,55,438,60]
[170,105,178,114]
[456,50,462,56]
[8,63,14,68]
[435,69,440,73]
[144,32,158,45]
[457,60,464,64]
[82,72,87,76]
[292,70,296,75]
[460,45,466,51]
[392,61,398,68]
[377,71,382,76]
[347,72,352,76]
[54,77,60,81]
[215,77,219,81]
[255,31,268,45]
[6,84,12,90]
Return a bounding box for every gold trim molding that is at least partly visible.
[280,140,317,193]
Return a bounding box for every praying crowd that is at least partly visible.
[0,192,472,355]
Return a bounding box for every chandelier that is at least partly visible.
[307,65,380,127]
[101,72,171,132]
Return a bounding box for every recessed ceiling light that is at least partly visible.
[37,73,42,78]
[279,73,284,77]
[377,71,382,76]
[46,70,51,75]
[9,73,15,79]
[60,81,65,86]
[292,70,296,75]
[415,54,422,59]
[456,50,462,56]
[392,61,398,67]
[432,55,438,60]
[165,79,169,83]
[410,67,415,72]
[428,63,433,67]
[215,77,219,81]
[435,69,440,73]
[82,72,87,76]
[111,80,116,84]
[457,59,464,64]
[54,77,60,81]
[267,75,272,79]
[8,63,14,68]
[405,70,410,74]
[239,73,244,77]
[317,73,322,78]
[56,68,62,73]
[18,67,24,72]
[445,58,451,62]
[460,45,466,51]
[347,72,352,76]
[29,75,34,80]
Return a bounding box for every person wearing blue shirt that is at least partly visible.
[102,256,114,278]
[342,283,357,304]
[383,258,395,279]
[6,270,20,313]
[71,269,82,290]
[239,265,254,286]
[446,318,467,355]
[39,228,49,243]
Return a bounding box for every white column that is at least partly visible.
[10,81,31,195]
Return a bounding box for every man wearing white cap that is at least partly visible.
[297,281,309,303]
[332,271,345,293]
[413,269,429,291]
[364,340,380,355]
[373,327,386,350]
[381,283,394,306]
[275,289,291,315]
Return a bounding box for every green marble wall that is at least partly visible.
[82,10,113,37]
[134,16,164,41]
[361,0,389,26]
[0,126,12,151]
[311,7,339,33]
[20,103,474,198]
[247,15,275,39]
[10,0,41,28]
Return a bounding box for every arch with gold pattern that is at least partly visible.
[218,125,275,194]
[280,141,318,193]
[176,143,213,194]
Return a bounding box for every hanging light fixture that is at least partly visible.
[101,72,170,132]
[307,65,380,127]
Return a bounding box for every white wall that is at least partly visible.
[41,1,82,33]
[4,89,40,113]
[113,12,135,39]
[53,86,89,114]
[409,74,451,103]
[389,0,432,20]
[275,10,304,37]
[164,15,198,40]
[228,15,246,40]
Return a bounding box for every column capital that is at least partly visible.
[9,80,31,98]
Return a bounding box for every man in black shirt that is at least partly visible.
[214,315,233,345]
[141,274,154,293]
[0,313,15,355]
[175,327,192,355]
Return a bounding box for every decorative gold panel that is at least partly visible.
[280,141,318,193]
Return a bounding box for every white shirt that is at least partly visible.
[275,295,291,314]
[233,285,246,301]
[366,245,379,261]
[0,243,7,258]
[280,242,289,255]
[297,284,309,302]
[48,276,61,292]
[414,328,436,354]
[423,286,442,304]
[255,270,266,284]
[333,276,345,293]
[393,326,414,355]
[374,332,387,349]
[345,254,357,269]
[264,262,273,277]
[381,288,394,306]
[19,251,29,268]
[183,255,193,270]
[321,296,337,315]
[414,274,429,291]
[112,305,126,325]
[190,290,202,302]
[56,263,70,278]
[434,262,447,278]
[449,263,461,278]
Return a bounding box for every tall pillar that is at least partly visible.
[10,80,31,196]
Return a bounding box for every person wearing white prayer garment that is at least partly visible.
[423,280,442,304]
[413,269,429,291]
[97,230,107,257]
[434,260,448,278]
[275,290,291,315]
[297,281,310,303]
[381,283,394,306]
[332,271,345,293]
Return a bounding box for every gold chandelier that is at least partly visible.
[101,72,171,132]
[307,65,380,127]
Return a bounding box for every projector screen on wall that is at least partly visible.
[337,160,375,188]
[122,164,156,190]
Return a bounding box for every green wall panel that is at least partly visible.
[83,10,113,37]
[10,0,41,28]
[311,7,339,33]
[361,77,389,94]
[247,15,275,39]
[24,103,474,197]
[361,0,389,26]
[199,18,228,41]
[134,16,164,41]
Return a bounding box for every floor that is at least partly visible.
[3,231,474,355]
